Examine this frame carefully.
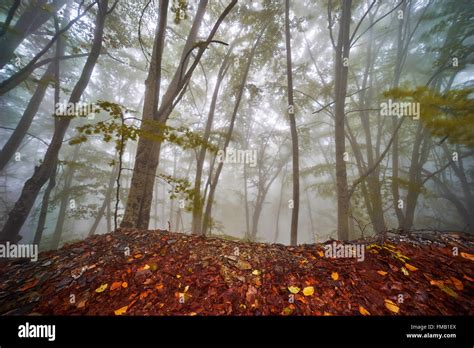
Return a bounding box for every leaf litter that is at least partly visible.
[0,228,472,316]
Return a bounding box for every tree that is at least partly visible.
[333,0,352,241]
[284,0,300,245]
[0,0,111,243]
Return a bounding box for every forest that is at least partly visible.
[0,0,473,318]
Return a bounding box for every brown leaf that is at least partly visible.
[19,278,40,292]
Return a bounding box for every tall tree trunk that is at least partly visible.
[0,0,109,243]
[32,11,66,246]
[120,0,169,229]
[50,145,80,249]
[121,0,208,229]
[285,0,300,245]
[334,0,352,241]
[33,160,57,245]
[202,22,267,235]
[191,47,233,234]
[274,165,287,243]
[88,163,118,236]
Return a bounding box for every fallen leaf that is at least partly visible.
[302,286,314,296]
[252,269,261,276]
[331,272,339,281]
[19,278,40,291]
[282,306,293,315]
[401,267,409,276]
[439,285,458,298]
[139,291,149,300]
[323,312,332,316]
[317,250,324,257]
[377,270,388,276]
[450,277,463,291]
[359,306,370,316]
[463,274,474,282]
[114,305,128,315]
[122,282,128,288]
[404,263,418,272]
[138,264,150,271]
[95,283,108,293]
[77,300,87,309]
[236,260,252,270]
[155,284,164,291]
[460,252,474,261]
[384,299,399,314]
[133,254,142,259]
[288,286,300,294]
[110,281,122,291]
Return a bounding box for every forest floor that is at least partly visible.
[0,228,473,316]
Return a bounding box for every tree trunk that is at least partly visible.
[88,163,118,236]
[120,0,169,229]
[334,0,352,241]
[33,159,58,245]
[191,46,233,234]
[0,0,109,243]
[121,0,207,229]
[50,145,80,249]
[285,0,300,245]
[202,22,267,235]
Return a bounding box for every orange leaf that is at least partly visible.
[133,254,142,259]
[460,252,474,261]
[384,299,399,314]
[331,272,339,281]
[359,306,371,316]
[114,305,128,315]
[463,274,474,282]
[155,284,164,291]
[139,291,150,300]
[430,279,444,287]
[110,281,122,291]
[122,282,128,288]
[404,263,418,272]
[450,277,463,291]
[317,250,324,257]
[377,270,388,276]
[19,278,40,291]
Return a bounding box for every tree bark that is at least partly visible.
[120,0,169,229]
[285,0,300,245]
[334,0,352,241]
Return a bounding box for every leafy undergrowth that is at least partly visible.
[0,229,473,316]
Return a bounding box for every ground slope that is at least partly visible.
[0,229,473,315]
